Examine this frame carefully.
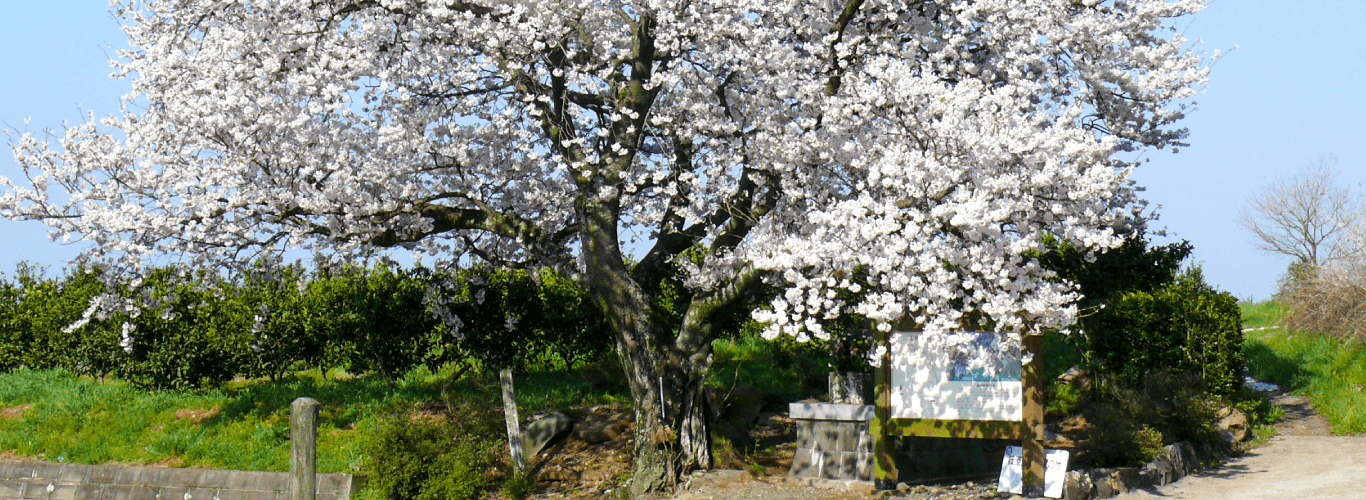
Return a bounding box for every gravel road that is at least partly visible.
[1112,391,1366,500]
[1110,435,1366,500]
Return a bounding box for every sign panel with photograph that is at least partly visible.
[889,331,1023,421]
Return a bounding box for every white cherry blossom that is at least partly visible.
[1,0,1210,489]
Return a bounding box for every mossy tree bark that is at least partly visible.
[577,177,769,494]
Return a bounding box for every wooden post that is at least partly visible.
[289,397,320,500]
[500,368,526,470]
[873,327,897,490]
[1021,333,1045,497]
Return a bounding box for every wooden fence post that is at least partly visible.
[500,368,527,471]
[1022,333,1045,497]
[290,397,320,500]
[873,326,897,490]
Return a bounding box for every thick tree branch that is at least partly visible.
[824,0,867,96]
[674,264,767,353]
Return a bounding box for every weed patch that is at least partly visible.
[710,333,829,403]
[365,406,499,500]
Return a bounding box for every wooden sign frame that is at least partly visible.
[872,327,1046,496]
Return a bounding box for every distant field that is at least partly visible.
[1241,301,1366,434]
[0,367,419,472]
[1240,301,1291,330]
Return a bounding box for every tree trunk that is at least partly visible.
[577,200,716,496]
[614,325,714,497]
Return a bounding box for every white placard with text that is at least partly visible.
[997,446,1069,498]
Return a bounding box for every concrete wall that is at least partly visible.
[790,416,875,480]
[0,461,361,500]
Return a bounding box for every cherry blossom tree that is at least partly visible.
[2,0,1210,492]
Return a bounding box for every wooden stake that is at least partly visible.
[289,397,319,500]
[873,326,897,490]
[500,368,526,471]
[1021,333,1045,497]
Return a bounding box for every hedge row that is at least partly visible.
[0,263,614,390]
[2,232,1244,397]
[1041,235,1245,397]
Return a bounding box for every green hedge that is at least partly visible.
[0,263,614,390]
[1041,235,1245,397]
[1083,268,1245,396]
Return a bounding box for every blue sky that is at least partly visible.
[2,1,1364,301]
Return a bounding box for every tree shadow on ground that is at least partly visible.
[1243,341,1312,393]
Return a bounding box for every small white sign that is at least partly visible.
[998,446,1069,498]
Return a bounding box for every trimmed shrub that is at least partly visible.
[1076,369,1221,468]
[1039,235,1192,316]
[0,261,618,390]
[116,268,252,390]
[0,276,19,371]
[312,265,441,381]
[431,266,614,374]
[1040,234,1245,468]
[2,265,127,379]
[236,265,325,382]
[365,407,497,500]
[1041,235,1244,397]
[531,269,615,371]
[1083,268,1244,396]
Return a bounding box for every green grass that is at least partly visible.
[0,367,433,471]
[0,363,630,472]
[0,334,818,474]
[1241,301,1366,435]
[710,333,830,404]
[0,333,836,487]
[1240,300,1291,329]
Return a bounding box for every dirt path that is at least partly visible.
[666,475,1008,500]
[1108,435,1366,500]
[1112,391,1366,500]
[1268,393,1333,436]
[670,476,868,500]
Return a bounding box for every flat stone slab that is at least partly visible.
[789,403,875,422]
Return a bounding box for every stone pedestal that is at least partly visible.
[790,403,876,481]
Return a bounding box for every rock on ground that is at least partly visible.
[523,411,573,458]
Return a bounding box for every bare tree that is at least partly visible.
[1238,157,1364,272]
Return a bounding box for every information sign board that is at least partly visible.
[889,331,1022,421]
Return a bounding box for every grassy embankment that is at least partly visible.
[0,364,629,472]
[1240,300,1366,434]
[0,334,827,472]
